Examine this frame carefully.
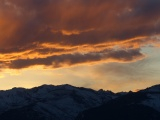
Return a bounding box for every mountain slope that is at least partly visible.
[76,85,160,120]
[1,84,160,120]
[0,84,117,120]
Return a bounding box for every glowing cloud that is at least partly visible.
[0,0,160,69]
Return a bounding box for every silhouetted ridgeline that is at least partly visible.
[0,84,160,120]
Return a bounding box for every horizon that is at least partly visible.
[0,0,160,92]
[0,83,159,93]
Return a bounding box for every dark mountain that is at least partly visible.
[76,85,160,120]
[0,84,160,120]
[0,84,117,120]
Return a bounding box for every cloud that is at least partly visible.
[92,55,160,83]
[8,49,144,69]
[0,0,159,69]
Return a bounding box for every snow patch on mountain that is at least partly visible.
[0,84,117,120]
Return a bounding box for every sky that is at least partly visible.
[0,0,160,92]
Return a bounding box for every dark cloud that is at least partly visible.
[1,0,160,46]
[0,0,159,69]
[8,49,144,69]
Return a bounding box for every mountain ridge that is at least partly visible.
[76,84,160,120]
[0,84,160,120]
[0,84,117,120]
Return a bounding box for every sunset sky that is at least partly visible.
[0,0,160,92]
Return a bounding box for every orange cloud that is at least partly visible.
[0,0,159,69]
[7,48,144,69]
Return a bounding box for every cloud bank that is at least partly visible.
[0,0,160,69]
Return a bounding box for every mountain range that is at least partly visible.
[0,84,160,120]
